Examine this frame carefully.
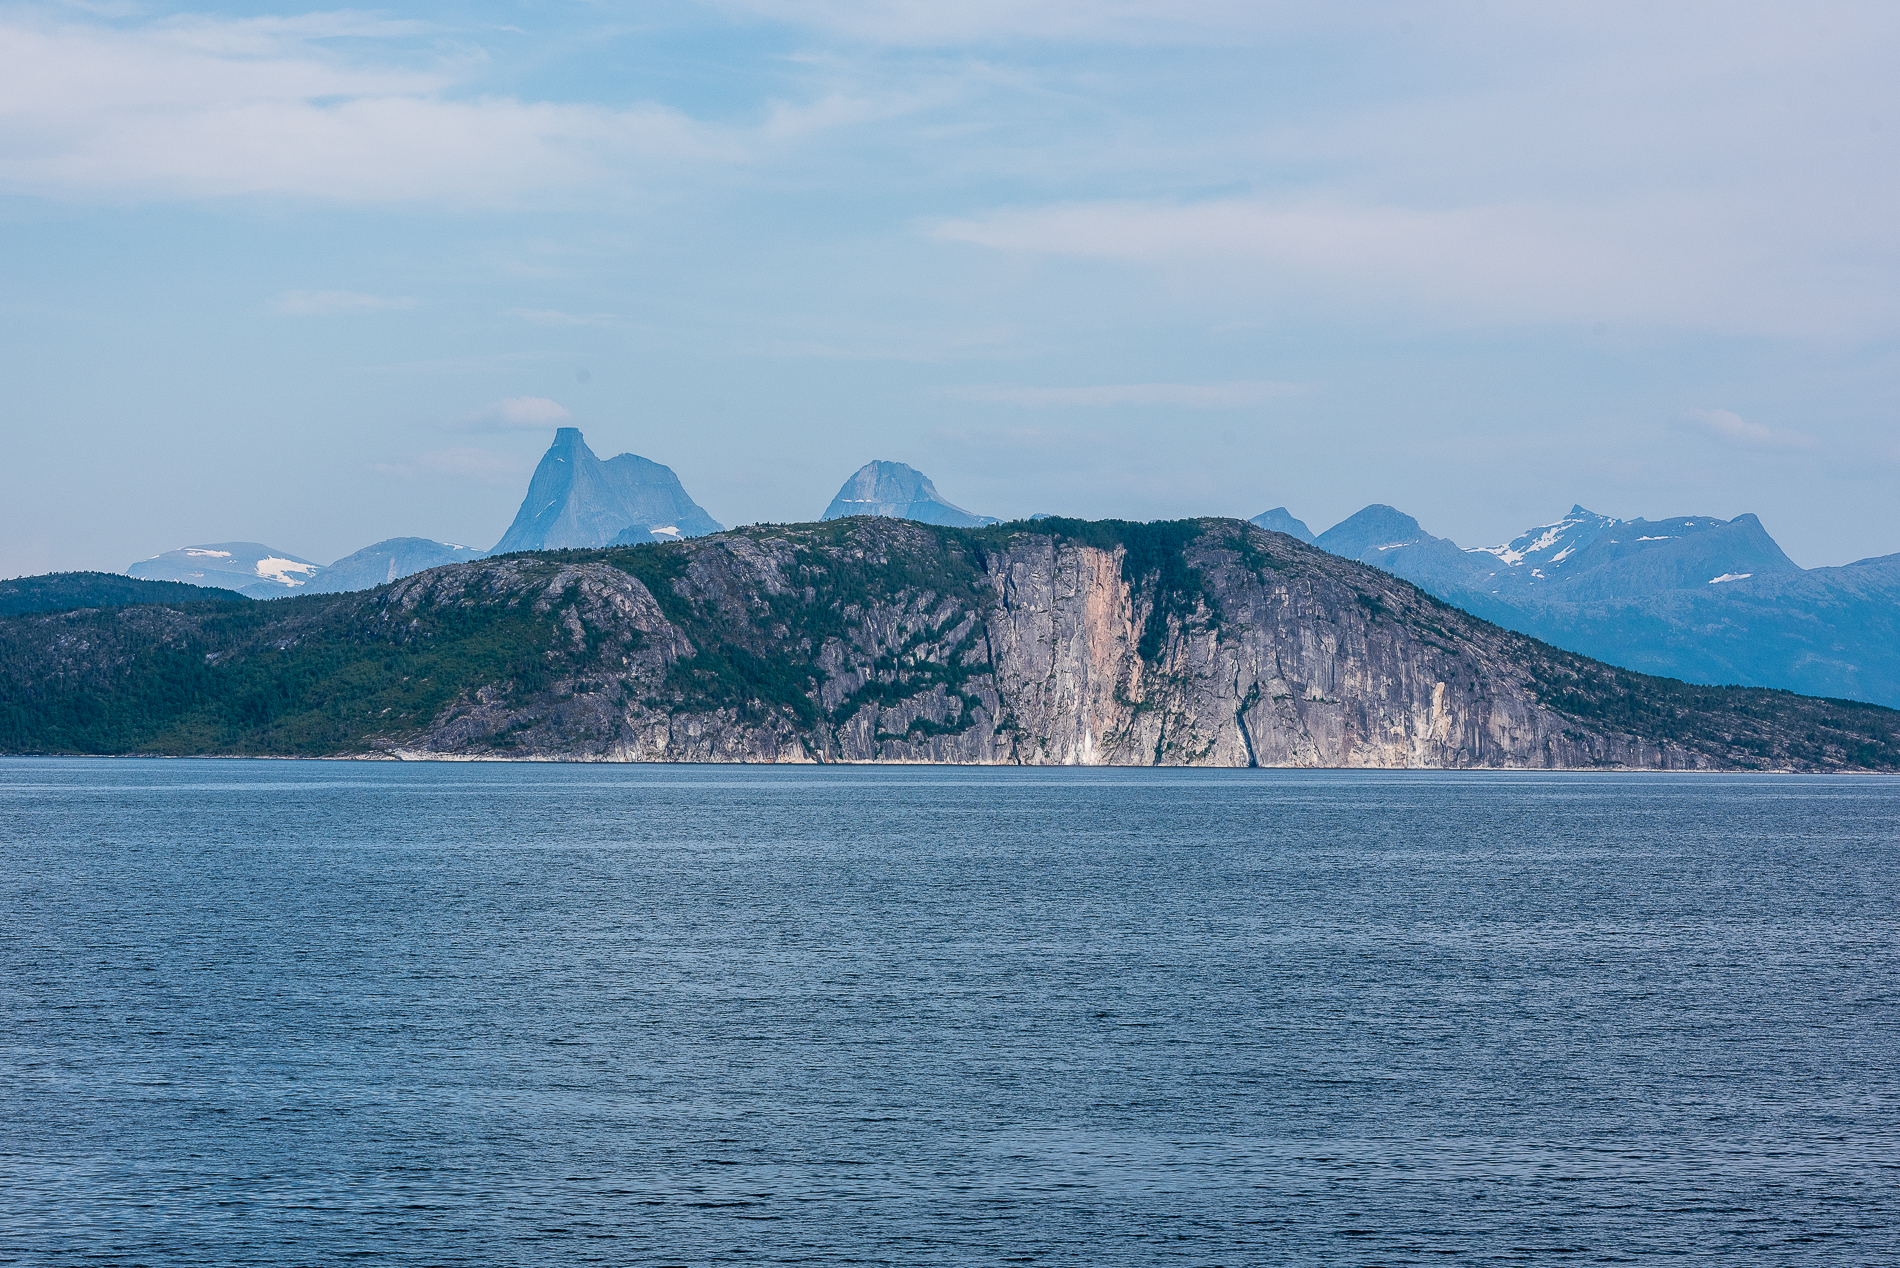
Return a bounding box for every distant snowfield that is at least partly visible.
[254,558,319,587]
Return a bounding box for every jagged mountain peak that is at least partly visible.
[493,429,722,553]
[1467,506,1618,577]
[821,460,999,527]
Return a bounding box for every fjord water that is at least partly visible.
[3,762,1896,1265]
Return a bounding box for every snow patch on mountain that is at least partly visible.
[255,557,319,587]
[1468,507,1617,578]
[128,543,324,599]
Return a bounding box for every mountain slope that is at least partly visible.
[3,518,1892,770]
[1528,513,1799,601]
[1300,502,1900,707]
[492,428,722,552]
[126,543,323,598]
[1468,553,1900,706]
[310,538,488,594]
[822,461,999,527]
[0,572,248,617]
[1313,505,1489,593]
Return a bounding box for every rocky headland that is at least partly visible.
[4,517,1895,769]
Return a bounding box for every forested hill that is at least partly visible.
[1,517,1895,770]
[0,572,249,618]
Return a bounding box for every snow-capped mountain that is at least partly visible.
[127,543,323,599]
[1461,509,1798,598]
[1465,506,1617,585]
[1277,500,1900,706]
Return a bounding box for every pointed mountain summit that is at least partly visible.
[1249,507,1315,543]
[1312,504,1433,558]
[821,461,999,527]
[493,428,722,553]
[1311,506,1492,593]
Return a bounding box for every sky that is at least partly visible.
[2,0,1897,575]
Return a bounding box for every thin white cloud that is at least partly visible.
[950,381,1303,407]
[509,308,621,327]
[274,289,417,315]
[1680,409,1817,451]
[369,447,533,482]
[0,12,740,204]
[475,396,571,429]
[932,191,1900,336]
[914,3,1900,339]
[715,0,1330,45]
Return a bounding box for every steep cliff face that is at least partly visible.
[6,517,1894,768]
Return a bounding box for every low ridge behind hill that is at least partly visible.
[0,572,250,618]
[0,518,1894,769]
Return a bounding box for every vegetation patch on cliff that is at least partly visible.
[1522,653,1900,770]
[0,585,562,756]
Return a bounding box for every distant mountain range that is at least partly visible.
[0,572,245,617]
[66,428,1900,710]
[119,428,726,597]
[8,517,1895,769]
[119,440,1005,600]
[1258,503,1900,708]
[128,543,323,599]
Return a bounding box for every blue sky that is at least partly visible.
[3,0,1897,574]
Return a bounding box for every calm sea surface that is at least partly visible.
[2,759,1897,1265]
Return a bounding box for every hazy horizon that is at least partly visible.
[5,1,1898,574]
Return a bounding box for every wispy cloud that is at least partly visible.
[273,290,417,315]
[509,308,622,327]
[0,12,740,205]
[1680,408,1817,451]
[716,0,1317,46]
[949,381,1303,407]
[452,396,573,431]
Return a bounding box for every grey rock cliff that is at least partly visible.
[355,519,1892,769]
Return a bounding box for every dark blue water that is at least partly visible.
[2,760,1897,1265]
